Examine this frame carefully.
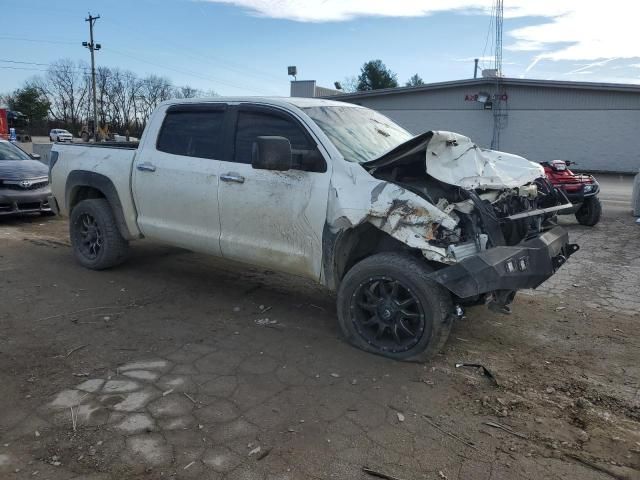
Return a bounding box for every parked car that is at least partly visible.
[0,140,52,215]
[541,160,602,226]
[49,98,578,361]
[49,129,73,142]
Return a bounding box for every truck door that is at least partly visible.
[132,104,227,254]
[218,105,331,279]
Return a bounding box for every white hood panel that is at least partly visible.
[425,131,544,190]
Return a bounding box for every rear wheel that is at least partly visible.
[337,252,453,362]
[70,198,129,269]
[575,196,602,226]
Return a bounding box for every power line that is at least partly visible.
[0,65,50,72]
[1,31,282,95]
[480,2,496,71]
[103,16,284,85]
[0,59,51,67]
[0,35,76,45]
[103,47,275,95]
[0,59,90,72]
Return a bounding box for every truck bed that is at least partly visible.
[49,142,141,238]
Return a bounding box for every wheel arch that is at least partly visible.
[65,171,134,240]
[322,222,425,291]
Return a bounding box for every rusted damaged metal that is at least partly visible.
[326,173,460,264]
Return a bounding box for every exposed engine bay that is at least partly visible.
[364,130,572,263]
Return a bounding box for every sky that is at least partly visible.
[1,0,639,97]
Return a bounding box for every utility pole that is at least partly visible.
[83,14,101,141]
[473,58,479,78]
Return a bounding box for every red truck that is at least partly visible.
[0,108,8,140]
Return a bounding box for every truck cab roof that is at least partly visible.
[157,96,363,110]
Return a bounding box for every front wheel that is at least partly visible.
[575,196,602,226]
[70,198,129,270]
[337,252,453,362]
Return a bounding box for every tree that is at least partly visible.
[174,85,200,99]
[405,74,425,87]
[34,59,89,129]
[0,92,15,107]
[5,57,218,136]
[356,60,398,91]
[337,75,358,93]
[8,86,50,125]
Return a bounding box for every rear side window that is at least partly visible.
[234,110,313,164]
[157,110,225,159]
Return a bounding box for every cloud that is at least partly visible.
[505,1,639,61]
[201,1,638,63]
[200,0,492,22]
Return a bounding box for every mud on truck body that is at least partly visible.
[49,98,578,361]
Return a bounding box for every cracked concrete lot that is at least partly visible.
[1,178,639,480]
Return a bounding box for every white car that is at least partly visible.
[49,97,577,361]
[49,129,73,143]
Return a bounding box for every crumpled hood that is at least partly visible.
[365,130,544,189]
[0,160,48,180]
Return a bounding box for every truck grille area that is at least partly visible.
[1,180,49,191]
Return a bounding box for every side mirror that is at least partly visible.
[30,153,41,160]
[252,136,292,171]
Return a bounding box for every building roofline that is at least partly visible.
[325,77,640,100]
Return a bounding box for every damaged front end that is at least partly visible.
[363,130,578,312]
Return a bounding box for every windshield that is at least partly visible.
[0,142,31,161]
[303,106,413,163]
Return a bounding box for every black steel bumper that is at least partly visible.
[429,226,579,299]
[0,188,51,215]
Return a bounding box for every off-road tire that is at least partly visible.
[70,198,129,270]
[575,196,602,226]
[337,252,454,362]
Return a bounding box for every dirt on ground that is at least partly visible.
[0,210,638,480]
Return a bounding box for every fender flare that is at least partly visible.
[65,170,134,240]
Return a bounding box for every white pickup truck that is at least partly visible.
[49,97,577,361]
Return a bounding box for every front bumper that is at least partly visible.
[429,226,578,299]
[0,188,52,215]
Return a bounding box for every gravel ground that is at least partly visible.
[0,196,638,479]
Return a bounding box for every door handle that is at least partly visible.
[136,162,156,172]
[220,174,245,184]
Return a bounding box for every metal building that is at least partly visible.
[318,78,640,173]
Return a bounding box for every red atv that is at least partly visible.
[541,160,602,226]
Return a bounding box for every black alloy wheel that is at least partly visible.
[69,198,129,269]
[75,212,103,260]
[337,252,454,361]
[351,275,428,354]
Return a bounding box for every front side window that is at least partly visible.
[157,109,225,159]
[234,110,314,165]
